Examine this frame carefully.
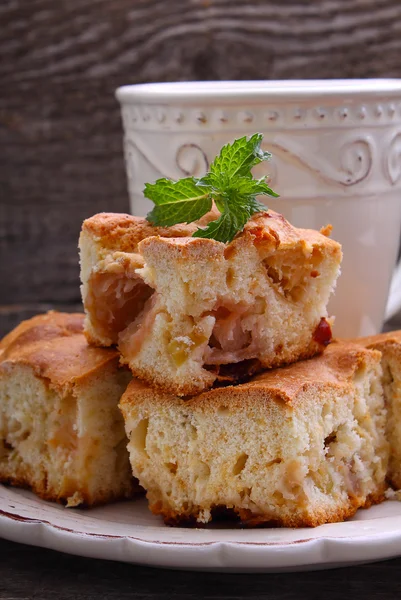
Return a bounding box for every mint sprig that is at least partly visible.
[145,178,212,227]
[144,133,278,243]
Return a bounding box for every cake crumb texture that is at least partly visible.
[0,312,140,506]
[80,210,342,395]
[120,340,388,527]
[357,330,401,491]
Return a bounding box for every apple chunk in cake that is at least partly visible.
[119,341,388,527]
[80,210,342,395]
[0,312,139,506]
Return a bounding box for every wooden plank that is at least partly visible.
[2,535,401,599]
[1,0,401,305]
[1,536,401,599]
[0,303,83,337]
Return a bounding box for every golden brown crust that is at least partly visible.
[243,212,341,256]
[81,209,220,253]
[82,209,341,258]
[0,311,84,352]
[135,212,341,283]
[121,340,381,410]
[0,312,122,393]
[138,235,224,261]
[355,329,401,350]
[320,224,333,237]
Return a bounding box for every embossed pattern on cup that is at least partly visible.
[116,80,401,338]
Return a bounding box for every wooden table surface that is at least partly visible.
[1,536,401,600]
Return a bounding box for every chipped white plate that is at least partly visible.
[1,485,401,572]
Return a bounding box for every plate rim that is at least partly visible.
[1,506,401,548]
[1,488,401,572]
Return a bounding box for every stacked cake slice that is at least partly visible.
[0,312,140,506]
[80,210,342,395]
[77,208,392,527]
[119,340,388,527]
[357,331,401,490]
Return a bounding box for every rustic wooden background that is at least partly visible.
[2,0,401,336]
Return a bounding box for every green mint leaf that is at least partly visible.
[144,134,279,242]
[144,177,208,206]
[208,133,271,180]
[145,178,212,226]
[197,171,221,190]
[193,177,276,242]
[223,176,279,199]
[193,206,249,243]
[193,191,265,244]
[247,197,269,214]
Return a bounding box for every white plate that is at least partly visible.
[1,485,401,572]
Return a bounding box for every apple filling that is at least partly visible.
[203,304,260,365]
[118,295,160,360]
[86,272,153,344]
[168,330,210,367]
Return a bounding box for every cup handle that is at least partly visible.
[385,260,401,321]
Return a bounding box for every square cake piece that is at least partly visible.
[119,340,388,527]
[0,311,139,507]
[357,330,401,490]
[80,210,342,396]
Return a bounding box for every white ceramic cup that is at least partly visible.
[116,80,401,338]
